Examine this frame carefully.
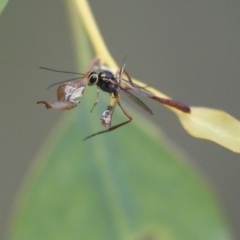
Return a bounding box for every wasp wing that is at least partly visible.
[121,88,153,115]
[116,69,190,113]
[118,76,154,96]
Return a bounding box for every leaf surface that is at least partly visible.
[8,1,233,240]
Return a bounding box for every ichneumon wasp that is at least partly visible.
[37,57,190,140]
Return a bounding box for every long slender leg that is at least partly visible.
[88,57,106,112]
[111,101,132,131]
[83,101,132,141]
[90,87,100,112]
[123,69,133,85]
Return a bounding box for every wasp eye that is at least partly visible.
[88,71,98,86]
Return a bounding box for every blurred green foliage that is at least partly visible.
[0,0,8,16]
[8,2,233,240]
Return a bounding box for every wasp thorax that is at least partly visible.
[87,71,98,86]
[99,71,114,81]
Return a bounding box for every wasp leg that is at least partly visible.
[90,87,100,113]
[83,101,132,141]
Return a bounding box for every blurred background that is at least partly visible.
[0,0,240,239]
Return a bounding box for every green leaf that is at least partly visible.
[0,0,8,16]
[8,1,233,240]
[8,94,233,240]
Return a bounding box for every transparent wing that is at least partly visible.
[122,80,154,97]
[118,77,190,113]
[116,67,190,113]
[121,89,153,115]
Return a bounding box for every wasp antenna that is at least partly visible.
[119,55,128,80]
[47,76,82,90]
[40,67,84,75]
[121,56,127,72]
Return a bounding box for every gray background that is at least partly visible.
[0,0,240,239]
